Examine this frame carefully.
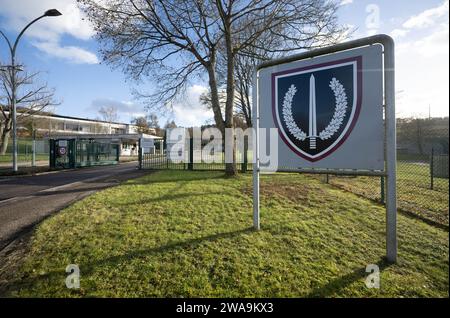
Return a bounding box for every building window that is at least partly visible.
[65,123,81,131]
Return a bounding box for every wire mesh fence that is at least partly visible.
[143,119,448,229]
[0,138,49,169]
[316,118,449,228]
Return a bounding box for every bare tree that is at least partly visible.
[148,113,160,129]
[164,120,177,129]
[132,113,160,134]
[98,105,119,123]
[0,65,57,154]
[132,116,151,133]
[78,0,346,175]
[234,54,255,127]
[204,50,272,128]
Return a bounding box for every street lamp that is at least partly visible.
[0,9,62,172]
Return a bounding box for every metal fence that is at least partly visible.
[0,138,49,169]
[141,137,252,172]
[142,119,449,229]
[319,151,448,229]
[317,119,449,229]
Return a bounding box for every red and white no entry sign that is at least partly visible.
[58,147,67,155]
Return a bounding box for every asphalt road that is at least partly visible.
[0,162,148,251]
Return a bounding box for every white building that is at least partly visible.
[25,113,152,136]
[16,113,162,156]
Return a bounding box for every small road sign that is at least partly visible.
[58,147,67,156]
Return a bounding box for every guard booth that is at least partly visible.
[49,139,75,169]
[49,138,119,169]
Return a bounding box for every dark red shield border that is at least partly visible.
[271,56,363,162]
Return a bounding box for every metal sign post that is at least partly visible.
[32,128,36,168]
[383,36,397,262]
[252,71,260,230]
[253,34,397,263]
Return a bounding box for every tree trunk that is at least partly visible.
[0,129,11,155]
[224,31,237,176]
[243,88,252,127]
[0,118,12,155]
[206,64,225,133]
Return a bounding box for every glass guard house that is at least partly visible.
[48,133,163,169]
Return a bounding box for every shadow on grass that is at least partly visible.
[1,227,253,296]
[128,171,228,185]
[116,191,228,206]
[117,178,233,206]
[305,258,392,297]
[85,227,254,272]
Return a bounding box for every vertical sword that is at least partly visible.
[309,74,317,149]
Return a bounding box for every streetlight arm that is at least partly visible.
[12,14,46,57]
[0,9,61,173]
[0,30,13,53]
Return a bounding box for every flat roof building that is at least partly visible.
[23,113,154,137]
[3,112,163,157]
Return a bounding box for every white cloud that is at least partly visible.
[172,85,213,127]
[402,0,449,29]
[340,0,353,6]
[0,0,97,64]
[366,28,378,36]
[390,28,409,39]
[395,22,449,118]
[33,41,99,64]
[400,23,449,58]
[90,84,212,126]
[91,98,146,120]
[374,1,450,118]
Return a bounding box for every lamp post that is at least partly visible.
[0,9,62,172]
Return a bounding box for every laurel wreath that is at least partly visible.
[319,78,348,140]
[281,78,348,142]
[282,84,307,141]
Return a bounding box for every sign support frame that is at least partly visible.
[253,34,397,263]
[252,71,260,230]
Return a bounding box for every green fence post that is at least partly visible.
[380,176,385,204]
[164,135,169,169]
[69,139,76,168]
[32,130,36,167]
[138,138,142,170]
[242,137,248,173]
[430,148,434,190]
[49,139,55,168]
[188,137,194,171]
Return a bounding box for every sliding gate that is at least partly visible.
[140,137,251,172]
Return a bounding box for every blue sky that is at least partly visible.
[1,0,448,126]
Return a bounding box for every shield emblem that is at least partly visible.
[272,56,362,162]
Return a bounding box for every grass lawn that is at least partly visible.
[1,170,448,297]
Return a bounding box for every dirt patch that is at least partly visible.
[243,181,326,204]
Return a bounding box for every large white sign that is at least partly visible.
[254,35,397,263]
[258,45,384,171]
